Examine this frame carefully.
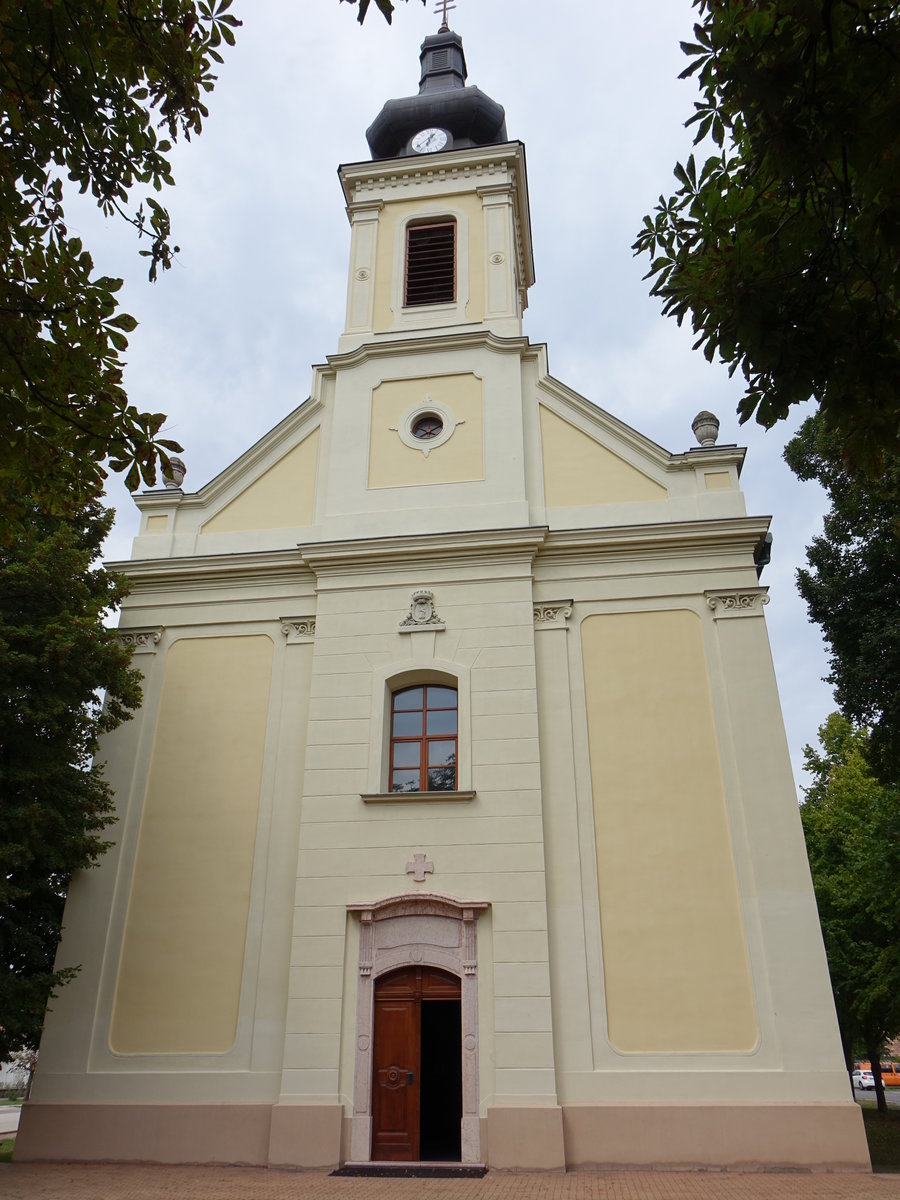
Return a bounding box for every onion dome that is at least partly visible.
[366,26,507,161]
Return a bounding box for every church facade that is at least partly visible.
[17,26,869,1172]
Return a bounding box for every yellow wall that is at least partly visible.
[368,373,484,489]
[372,194,485,330]
[581,610,758,1053]
[109,635,274,1054]
[202,429,319,534]
[704,471,732,491]
[540,406,667,506]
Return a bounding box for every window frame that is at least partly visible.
[403,219,457,309]
[363,661,474,800]
[389,684,458,793]
[388,207,470,334]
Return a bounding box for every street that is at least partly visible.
[855,1086,900,1108]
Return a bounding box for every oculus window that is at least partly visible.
[390,685,457,792]
[404,221,456,307]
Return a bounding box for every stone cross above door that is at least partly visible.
[406,853,434,883]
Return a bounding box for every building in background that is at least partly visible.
[17,22,868,1172]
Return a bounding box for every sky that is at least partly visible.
[83,0,834,789]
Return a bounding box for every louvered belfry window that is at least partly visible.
[404,221,456,307]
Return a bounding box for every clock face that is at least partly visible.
[411,127,449,154]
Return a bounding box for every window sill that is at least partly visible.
[361,790,476,805]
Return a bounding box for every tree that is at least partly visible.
[0,496,141,1059]
[800,713,900,1114]
[340,0,424,25]
[633,1,900,472]
[1,1,239,524]
[785,412,900,784]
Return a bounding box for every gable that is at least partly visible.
[201,428,320,534]
[539,405,667,507]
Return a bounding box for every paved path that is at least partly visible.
[1,1165,899,1200]
[0,1106,21,1136]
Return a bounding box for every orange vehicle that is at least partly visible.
[859,1061,900,1086]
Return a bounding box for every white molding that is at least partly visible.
[389,204,471,333]
[301,527,547,576]
[705,588,771,619]
[361,790,476,804]
[279,615,316,643]
[105,549,312,591]
[366,656,472,795]
[390,398,464,458]
[534,602,573,630]
[116,627,164,654]
[135,397,324,515]
[540,518,771,566]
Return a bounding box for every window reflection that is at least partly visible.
[390,685,458,792]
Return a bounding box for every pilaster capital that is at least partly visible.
[280,615,316,643]
[534,601,573,630]
[705,588,770,618]
[117,627,163,654]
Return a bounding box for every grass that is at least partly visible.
[861,1105,900,1170]
[0,1138,14,1164]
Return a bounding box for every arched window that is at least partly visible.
[390,685,457,792]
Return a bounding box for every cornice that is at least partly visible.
[104,549,312,591]
[670,445,747,474]
[539,518,772,565]
[325,328,531,371]
[108,518,769,592]
[300,526,548,575]
[339,141,525,198]
[133,490,185,511]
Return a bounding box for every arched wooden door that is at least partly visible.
[371,965,462,1162]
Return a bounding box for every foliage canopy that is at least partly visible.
[1,0,239,521]
[340,0,424,25]
[0,497,141,1059]
[634,1,900,471]
[785,413,900,783]
[801,713,900,1112]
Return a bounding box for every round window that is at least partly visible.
[411,413,444,440]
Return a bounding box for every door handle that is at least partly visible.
[407,1070,415,1085]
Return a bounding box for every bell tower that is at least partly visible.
[338,22,534,352]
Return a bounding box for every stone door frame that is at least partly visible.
[347,894,489,1164]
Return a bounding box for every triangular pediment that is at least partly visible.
[179,398,323,536]
[535,371,671,510]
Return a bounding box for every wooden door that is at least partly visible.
[371,966,460,1162]
[372,968,420,1160]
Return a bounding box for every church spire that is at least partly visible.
[365,18,507,160]
[433,0,455,34]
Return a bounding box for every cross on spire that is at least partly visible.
[433,0,456,33]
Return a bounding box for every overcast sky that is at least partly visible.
[85,0,834,789]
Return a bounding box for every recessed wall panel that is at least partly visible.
[109,635,274,1054]
[582,610,757,1053]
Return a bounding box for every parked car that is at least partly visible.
[858,1061,900,1086]
[852,1069,875,1090]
